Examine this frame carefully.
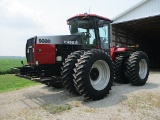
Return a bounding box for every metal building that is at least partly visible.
[112,0,160,68]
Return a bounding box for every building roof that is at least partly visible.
[113,0,160,23]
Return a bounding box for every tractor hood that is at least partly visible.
[36,35,82,45]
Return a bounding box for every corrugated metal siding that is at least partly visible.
[111,26,134,47]
[113,0,160,23]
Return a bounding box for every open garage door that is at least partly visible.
[112,15,160,69]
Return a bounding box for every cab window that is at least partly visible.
[99,24,109,49]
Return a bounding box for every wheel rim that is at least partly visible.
[89,60,110,91]
[139,59,147,79]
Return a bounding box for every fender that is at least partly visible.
[110,47,129,62]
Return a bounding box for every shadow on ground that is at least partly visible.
[21,71,160,110]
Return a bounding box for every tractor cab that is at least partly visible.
[67,13,111,51]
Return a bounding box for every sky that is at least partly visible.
[0,0,142,56]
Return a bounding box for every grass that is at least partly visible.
[122,91,160,113]
[0,58,26,74]
[83,108,96,113]
[0,74,38,93]
[121,92,160,119]
[41,104,71,114]
[0,58,38,92]
[68,101,82,107]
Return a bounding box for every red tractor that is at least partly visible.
[12,13,149,100]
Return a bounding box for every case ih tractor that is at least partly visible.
[12,13,149,100]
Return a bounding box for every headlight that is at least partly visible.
[56,56,62,61]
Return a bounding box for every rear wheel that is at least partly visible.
[61,51,84,94]
[114,55,129,83]
[73,49,113,100]
[125,51,149,86]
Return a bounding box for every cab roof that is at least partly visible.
[67,14,111,21]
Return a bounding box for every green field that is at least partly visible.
[0,58,39,92]
[0,58,27,74]
[0,74,38,93]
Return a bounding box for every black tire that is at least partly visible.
[61,51,84,94]
[114,55,129,83]
[125,51,149,86]
[73,49,114,100]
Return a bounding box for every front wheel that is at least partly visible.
[125,51,149,86]
[61,50,84,94]
[73,49,114,100]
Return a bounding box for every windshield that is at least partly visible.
[69,19,96,48]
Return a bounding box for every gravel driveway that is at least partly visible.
[0,71,160,120]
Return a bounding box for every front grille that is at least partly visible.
[26,37,36,64]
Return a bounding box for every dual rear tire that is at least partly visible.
[125,51,149,86]
[114,51,149,86]
[114,55,129,83]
